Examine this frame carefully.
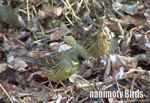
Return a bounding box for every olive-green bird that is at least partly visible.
[43,43,86,81]
[21,36,87,81]
[74,23,110,58]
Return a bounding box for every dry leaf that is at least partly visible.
[69,74,89,88]
[50,29,68,41]
[14,59,28,72]
[54,7,63,17]
[104,54,138,80]
[28,51,43,58]
[124,13,147,26]
[0,63,7,73]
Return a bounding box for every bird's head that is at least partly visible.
[71,44,87,61]
[64,35,87,58]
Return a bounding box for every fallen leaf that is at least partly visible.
[69,74,89,88]
[54,7,63,17]
[124,13,147,26]
[103,54,138,80]
[50,29,69,41]
[0,63,7,73]
[14,59,28,72]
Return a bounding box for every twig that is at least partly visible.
[0,83,15,103]
[26,0,30,21]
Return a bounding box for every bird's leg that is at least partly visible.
[46,79,54,89]
[59,80,67,89]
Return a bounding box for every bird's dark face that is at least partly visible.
[76,45,87,64]
[77,56,85,64]
[74,44,87,59]
[67,44,87,63]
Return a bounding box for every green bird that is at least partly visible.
[74,23,110,58]
[45,43,86,81]
[21,36,87,82]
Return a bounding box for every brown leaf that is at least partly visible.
[103,55,111,80]
[116,55,137,70]
[14,59,28,72]
[28,51,43,58]
[29,0,40,5]
[38,5,56,20]
[0,32,4,42]
[123,13,147,26]
[49,29,68,41]
[104,54,138,80]
[131,34,150,52]
[54,7,63,17]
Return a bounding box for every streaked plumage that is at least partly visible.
[74,24,110,57]
[21,36,87,81]
[85,31,110,57]
[45,43,86,81]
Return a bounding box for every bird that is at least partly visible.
[46,43,86,81]
[74,22,110,58]
[85,31,110,57]
[21,36,87,82]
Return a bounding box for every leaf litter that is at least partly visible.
[0,0,150,103]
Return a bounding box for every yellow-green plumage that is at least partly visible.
[21,36,87,82]
[86,31,110,57]
[74,25,110,57]
[44,43,86,81]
